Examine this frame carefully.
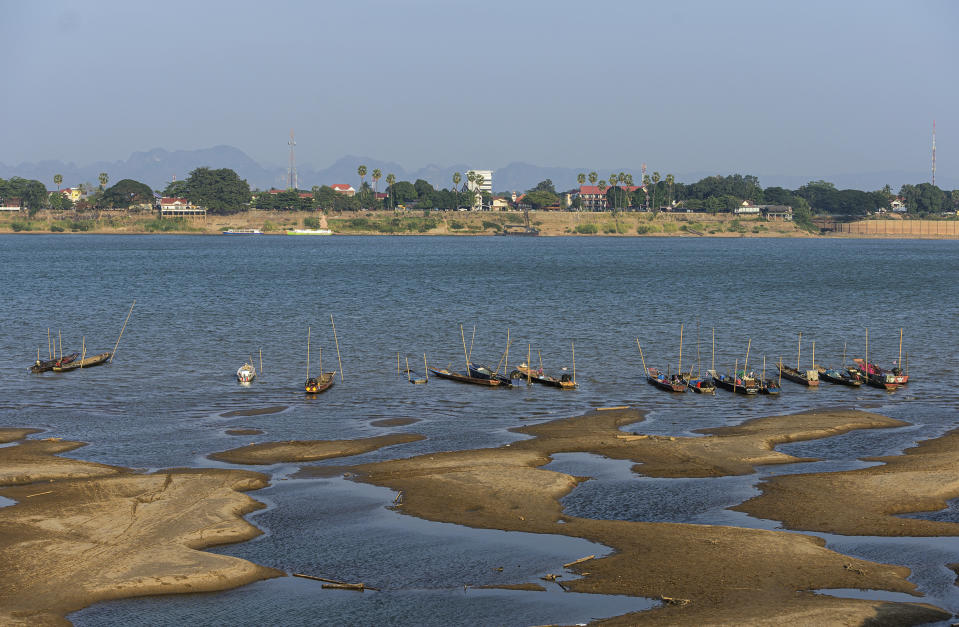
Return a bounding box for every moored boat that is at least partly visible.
[468,364,514,387]
[30,352,79,374]
[428,367,502,387]
[305,371,335,394]
[237,362,256,385]
[852,358,900,390]
[683,376,716,394]
[708,369,760,395]
[52,352,111,372]
[222,229,263,235]
[510,363,576,389]
[757,378,781,395]
[286,228,332,235]
[816,365,862,387]
[777,362,820,386]
[646,367,687,393]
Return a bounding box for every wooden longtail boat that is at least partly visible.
[708,369,760,395]
[852,358,899,390]
[509,364,576,389]
[237,362,256,385]
[30,352,79,374]
[684,376,716,394]
[647,367,687,392]
[469,364,514,387]
[778,363,820,386]
[52,353,111,372]
[816,365,862,387]
[305,371,335,394]
[428,368,501,387]
[758,378,781,395]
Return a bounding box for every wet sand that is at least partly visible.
[209,433,426,465]
[225,428,265,436]
[0,431,283,626]
[340,408,948,624]
[370,417,421,427]
[736,428,959,536]
[220,406,287,418]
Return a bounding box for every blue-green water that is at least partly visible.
[1,234,957,625]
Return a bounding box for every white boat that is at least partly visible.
[236,362,256,384]
[222,229,263,235]
[286,229,332,235]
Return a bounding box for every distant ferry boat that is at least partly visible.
[286,229,333,235]
[222,229,263,235]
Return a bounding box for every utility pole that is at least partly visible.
[288,129,297,190]
[932,120,936,187]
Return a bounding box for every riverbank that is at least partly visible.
[1,209,956,238]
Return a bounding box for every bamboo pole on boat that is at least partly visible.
[696,320,702,378]
[898,328,903,369]
[734,358,739,393]
[538,350,543,375]
[80,336,85,368]
[460,325,470,373]
[319,346,323,374]
[397,352,400,374]
[468,325,476,362]
[58,329,62,361]
[47,328,52,360]
[406,357,411,382]
[711,328,715,373]
[865,327,869,377]
[424,353,428,382]
[636,339,648,376]
[796,332,802,371]
[843,342,847,368]
[678,324,684,376]
[306,326,311,380]
[527,344,532,385]
[259,349,263,378]
[110,300,135,363]
[505,328,510,372]
[331,314,343,382]
[811,341,815,370]
[572,342,576,385]
[744,339,751,376]
[37,347,40,364]
[778,356,782,386]
[763,354,766,383]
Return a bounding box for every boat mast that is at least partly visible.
[460,325,471,373]
[796,332,801,371]
[842,341,847,368]
[811,341,815,371]
[696,319,702,378]
[306,326,311,380]
[636,338,648,376]
[744,338,751,376]
[899,328,903,369]
[711,327,715,372]
[678,324,684,378]
[572,341,576,385]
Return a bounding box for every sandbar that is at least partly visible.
[735,427,959,536]
[0,432,282,625]
[347,407,947,624]
[220,406,287,418]
[370,417,421,427]
[225,428,265,436]
[209,433,426,465]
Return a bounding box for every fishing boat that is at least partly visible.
[286,228,332,235]
[30,352,79,374]
[852,359,899,390]
[52,352,111,372]
[305,371,336,394]
[708,369,760,395]
[236,362,256,385]
[646,367,688,392]
[222,228,263,235]
[510,364,576,389]
[777,333,819,386]
[757,377,781,395]
[816,365,862,387]
[680,322,714,393]
[428,367,502,386]
[468,364,514,387]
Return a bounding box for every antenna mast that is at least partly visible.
[932,120,936,187]
[288,129,297,190]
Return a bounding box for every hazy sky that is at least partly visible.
[3,0,956,181]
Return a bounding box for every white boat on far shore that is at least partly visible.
[286,228,333,235]
[222,229,263,235]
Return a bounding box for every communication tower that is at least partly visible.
[932,120,936,187]
[288,130,298,190]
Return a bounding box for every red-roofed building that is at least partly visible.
[577,185,641,211]
[159,197,206,217]
[330,184,355,197]
[1,197,22,212]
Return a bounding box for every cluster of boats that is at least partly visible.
[28,316,132,375]
[638,328,911,396]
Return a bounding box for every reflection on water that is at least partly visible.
[2,235,957,624]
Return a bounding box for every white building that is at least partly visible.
[466,169,493,210]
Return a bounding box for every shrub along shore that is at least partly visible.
[0,209,955,238]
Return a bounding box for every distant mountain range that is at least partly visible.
[0,145,945,194]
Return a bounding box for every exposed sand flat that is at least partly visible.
[370,417,421,427]
[512,407,908,477]
[349,408,948,624]
[220,406,287,418]
[736,428,959,536]
[209,433,426,465]
[0,433,282,625]
[0,438,122,486]
[0,428,42,443]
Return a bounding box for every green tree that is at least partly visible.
[577,173,586,187]
[642,174,651,209]
[588,171,598,186]
[530,179,556,194]
[452,172,462,209]
[101,179,154,209]
[607,174,618,209]
[665,174,675,209]
[358,165,367,191]
[386,173,396,209]
[372,168,382,195]
[98,172,108,189]
[390,180,416,205]
[523,189,560,210]
[54,174,62,191]
[182,167,251,214]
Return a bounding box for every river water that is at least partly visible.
[1,234,957,625]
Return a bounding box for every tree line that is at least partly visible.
[2,166,957,218]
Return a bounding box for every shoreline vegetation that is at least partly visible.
[3,408,958,624]
[1,209,957,238]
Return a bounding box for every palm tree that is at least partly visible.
[452,172,462,210]
[466,172,477,210]
[652,171,661,210]
[598,180,607,211]
[642,174,651,210]
[623,173,634,209]
[98,172,108,189]
[358,165,367,191]
[588,171,598,186]
[577,173,586,186]
[372,169,382,195]
[608,174,618,210]
[386,173,396,209]
[665,174,675,209]
[474,174,486,210]
[54,174,62,191]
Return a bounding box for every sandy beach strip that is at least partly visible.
[0,431,283,625]
[735,427,959,536]
[208,433,426,465]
